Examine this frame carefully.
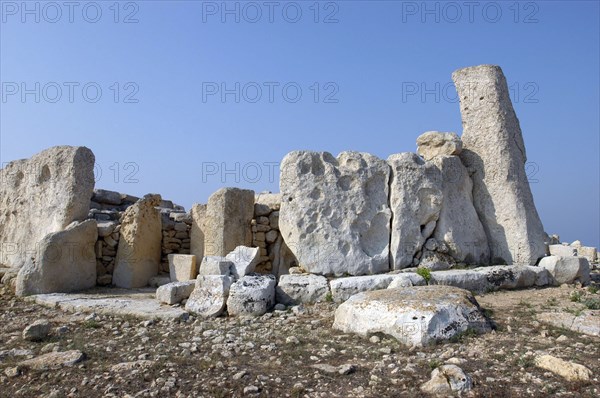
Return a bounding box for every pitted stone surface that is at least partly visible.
[280,151,391,276]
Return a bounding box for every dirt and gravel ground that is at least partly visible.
[0,274,598,398]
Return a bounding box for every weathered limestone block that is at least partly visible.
[577,246,597,263]
[333,286,492,347]
[0,146,95,269]
[330,273,426,303]
[431,156,489,265]
[168,254,197,281]
[254,192,282,216]
[156,281,196,305]
[204,188,254,256]
[185,275,233,317]
[534,355,592,382]
[113,195,162,288]
[453,65,546,265]
[198,256,233,276]
[416,131,462,160]
[280,151,391,276]
[549,244,577,257]
[92,189,122,206]
[275,274,330,305]
[421,365,472,395]
[227,274,276,316]
[225,246,260,280]
[474,265,550,290]
[16,220,97,296]
[429,270,489,293]
[539,256,590,285]
[388,153,442,269]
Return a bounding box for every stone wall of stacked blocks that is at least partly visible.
[89,189,192,286]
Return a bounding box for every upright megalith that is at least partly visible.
[431,155,490,265]
[204,188,254,257]
[190,203,207,259]
[279,151,391,276]
[0,146,95,269]
[452,65,546,265]
[388,153,442,269]
[16,219,97,296]
[113,194,162,288]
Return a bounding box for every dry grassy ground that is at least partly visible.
[0,273,598,398]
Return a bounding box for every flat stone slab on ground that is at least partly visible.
[537,311,600,337]
[29,287,188,320]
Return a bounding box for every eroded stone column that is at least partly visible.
[452,65,545,264]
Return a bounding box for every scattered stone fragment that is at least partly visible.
[18,350,85,370]
[420,365,473,395]
[156,281,196,305]
[534,355,592,381]
[22,319,51,342]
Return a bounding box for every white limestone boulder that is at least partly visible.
[0,146,95,270]
[16,219,97,296]
[453,64,546,265]
[204,188,254,256]
[333,286,492,347]
[549,244,577,257]
[227,274,276,316]
[388,153,442,269]
[279,151,391,276]
[168,254,197,282]
[539,256,590,285]
[429,269,489,293]
[416,131,462,161]
[225,246,260,280]
[421,365,473,395]
[430,155,489,265]
[330,273,426,303]
[275,274,330,305]
[185,275,233,317]
[113,195,162,288]
[156,281,196,305]
[198,256,233,276]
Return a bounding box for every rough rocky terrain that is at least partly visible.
[1,273,598,397]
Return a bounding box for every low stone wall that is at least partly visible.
[90,189,191,286]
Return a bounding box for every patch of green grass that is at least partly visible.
[482,308,494,318]
[516,354,535,369]
[570,291,583,303]
[587,285,599,294]
[428,359,442,370]
[324,292,333,303]
[449,328,479,343]
[416,267,431,283]
[82,319,101,329]
[545,297,558,307]
[581,297,600,310]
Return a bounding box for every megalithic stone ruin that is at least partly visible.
[452,65,546,265]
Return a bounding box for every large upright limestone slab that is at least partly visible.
[190,204,206,259]
[453,65,545,265]
[431,156,489,265]
[113,195,162,288]
[279,151,391,276]
[15,219,97,296]
[204,188,254,257]
[0,146,95,269]
[388,153,442,269]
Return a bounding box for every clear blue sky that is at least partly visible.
[1,1,599,247]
